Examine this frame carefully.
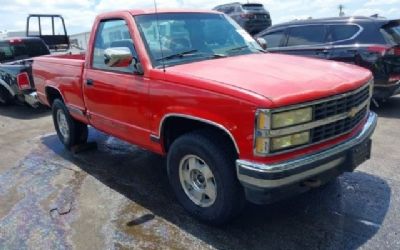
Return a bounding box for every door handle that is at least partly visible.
[86,79,94,86]
[316,50,329,54]
[347,49,358,54]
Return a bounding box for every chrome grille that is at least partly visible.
[254,80,373,156]
[311,107,368,143]
[314,86,370,120]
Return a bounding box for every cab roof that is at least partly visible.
[96,9,219,19]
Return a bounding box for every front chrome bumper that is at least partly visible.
[236,112,378,189]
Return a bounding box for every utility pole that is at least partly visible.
[338,4,345,17]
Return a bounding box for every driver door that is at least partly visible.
[83,18,150,146]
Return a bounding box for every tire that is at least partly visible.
[52,99,88,149]
[0,86,13,106]
[167,130,245,225]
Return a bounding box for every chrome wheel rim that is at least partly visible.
[179,155,217,207]
[57,109,69,141]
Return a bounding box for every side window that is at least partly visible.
[329,25,360,42]
[287,25,327,46]
[0,42,13,62]
[225,6,235,14]
[262,30,285,48]
[92,19,137,73]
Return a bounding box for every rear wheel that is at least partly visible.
[0,87,13,105]
[167,130,245,225]
[52,99,88,149]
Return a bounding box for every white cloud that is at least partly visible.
[0,0,399,34]
[365,0,400,6]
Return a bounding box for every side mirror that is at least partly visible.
[104,47,134,68]
[256,37,268,50]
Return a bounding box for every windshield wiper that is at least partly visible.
[226,46,266,54]
[209,54,227,59]
[226,46,249,53]
[156,49,199,61]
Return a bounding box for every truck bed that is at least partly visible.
[33,53,87,113]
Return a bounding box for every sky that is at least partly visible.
[0,0,399,35]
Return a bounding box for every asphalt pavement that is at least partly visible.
[0,97,399,250]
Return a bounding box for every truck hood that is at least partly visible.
[165,53,372,107]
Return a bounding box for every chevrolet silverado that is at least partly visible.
[33,9,378,225]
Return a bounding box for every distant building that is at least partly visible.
[70,31,91,50]
[6,31,26,37]
[0,30,40,39]
[70,24,131,51]
[0,31,6,40]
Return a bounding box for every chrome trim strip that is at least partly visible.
[156,113,240,154]
[67,105,84,116]
[237,112,377,188]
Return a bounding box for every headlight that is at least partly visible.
[271,107,313,129]
[255,137,269,154]
[255,107,313,155]
[271,131,310,151]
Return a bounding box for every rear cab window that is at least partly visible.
[286,25,327,46]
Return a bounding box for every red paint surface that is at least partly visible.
[33,9,373,163]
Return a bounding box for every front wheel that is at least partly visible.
[52,99,88,149]
[167,130,245,225]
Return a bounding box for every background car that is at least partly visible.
[256,16,400,100]
[213,2,272,35]
[0,37,50,107]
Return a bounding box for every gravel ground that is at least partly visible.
[0,97,399,250]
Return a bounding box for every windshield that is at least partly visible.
[0,40,50,63]
[382,24,400,45]
[134,13,262,67]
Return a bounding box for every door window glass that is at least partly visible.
[92,19,137,73]
[262,30,285,48]
[330,25,360,41]
[287,25,326,46]
[382,25,400,45]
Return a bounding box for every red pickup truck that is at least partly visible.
[33,9,378,224]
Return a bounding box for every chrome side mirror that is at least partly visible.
[104,47,134,67]
[256,37,268,50]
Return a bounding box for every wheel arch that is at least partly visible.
[0,78,16,97]
[159,113,240,156]
[45,85,64,106]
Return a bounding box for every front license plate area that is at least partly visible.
[349,139,372,168]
